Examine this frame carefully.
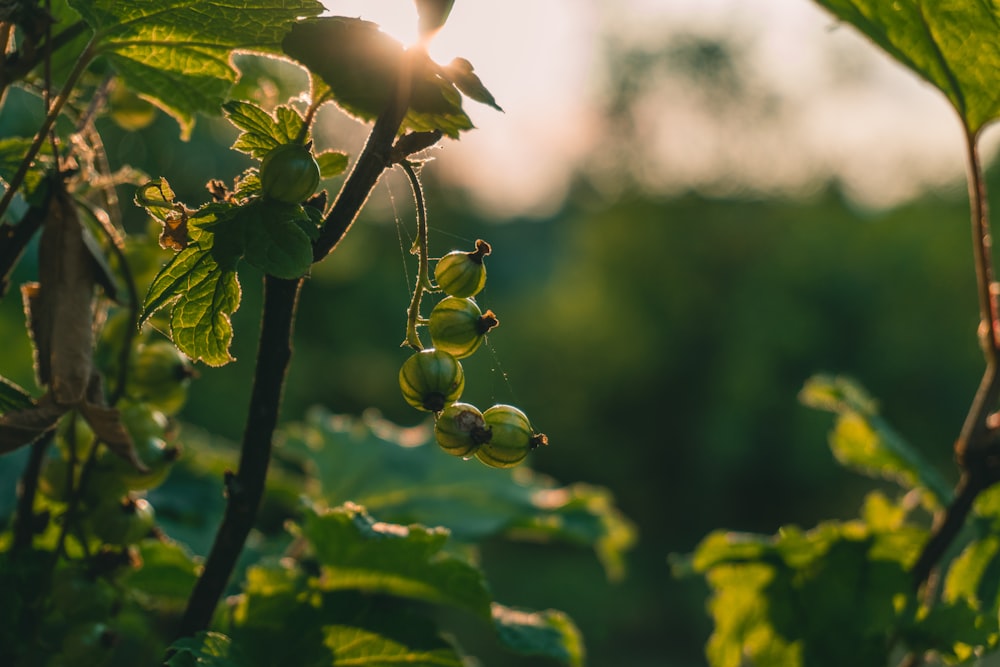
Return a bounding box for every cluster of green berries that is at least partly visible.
[41,339,191,539]
[399,240,548,468]
[36,339,192,662]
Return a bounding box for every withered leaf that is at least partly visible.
[0,177,143,469]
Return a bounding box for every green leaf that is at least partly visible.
[811,0,1000,134]
[703,564,803,667]
[165,631,240,667]
[223,101,305,159]
[416,0,456,38]
[442,58,503,111]
[0,377,33,414]
[124,540,200,608]
[71,0,325,138]
[316,150,349,179]
[800,375,953,506]
[279,409,635,581]
[298,503,494,618]
[169,258,241,367]
[492,604,585,667]
[233,560,467,667]
[240,200,314,279]
[282,17,475,138]
[899,599,996,660]
[0,138,53,198]
[140,243,241,366]
[322,625,463,667]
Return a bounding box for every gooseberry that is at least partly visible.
[87,497,155,546]
[428,296,499,359]
[434,402,491,457]
[260,143,321,204]
[128,341,193,415]
[434,239,491,298]
[474,404,548,469]
[399,349,465,412]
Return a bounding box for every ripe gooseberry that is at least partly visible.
[474,404,548,469]
[434,239,491,298]
[428,296,499,359]
[434,402,492,457]
[399,349,465,412]
[260,143,321,204]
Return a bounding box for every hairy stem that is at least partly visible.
[177,275,302,637]
[312,49,415,261]
[403,160,431,349]
[911,130,1000,589]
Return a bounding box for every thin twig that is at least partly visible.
[0,36,96,222]
[910,130,1000,589]
[11,432,53,552]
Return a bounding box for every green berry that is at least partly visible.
[428,296,499,359]
[434,402,491,457]
[474,405,548,469]
[39,453,73,502]
[128,341,193,415]
[399,349,465,412]
[87,497,155,546]
[260,143,321,204]
[434,239,491,298]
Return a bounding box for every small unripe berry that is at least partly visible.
[428,296,498,359]
[399,349,465,412]
[434,402,492,457]
[260,143,321,204]
[475,404,548,469]
[434,239,491,298]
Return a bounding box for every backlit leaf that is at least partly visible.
[800,375,952,506]
[298,503,493,618]
[812,0,1000,133]
[282,17,476,138]
[492,604,585,667]
[279,409,635,580]
[223,101,305,159]
[70,0,325,138]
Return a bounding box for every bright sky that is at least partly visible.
[323,1,986,215]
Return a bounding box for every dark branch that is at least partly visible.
[11,432,52,552]
[176,50,418,641]
[176,275,301,637]
[312,49,417,261]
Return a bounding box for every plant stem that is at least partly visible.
[911,129,1000,589]
[403,160,431,349]
[11,432,52,553]
[176,49,416,642]
[312,49,415,261]
[177,275,302,637]
[0,36,96,222]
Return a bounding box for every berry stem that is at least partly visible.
[403,159,431,349]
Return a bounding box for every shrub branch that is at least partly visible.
[911,130,1000,588]
[175,49,417,641]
